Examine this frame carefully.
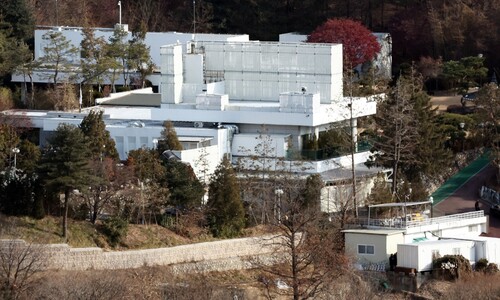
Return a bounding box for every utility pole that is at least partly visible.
[349,101,358,218]
[193,0,196,34]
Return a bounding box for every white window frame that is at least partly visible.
[357,244,375,255]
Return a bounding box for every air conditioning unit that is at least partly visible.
[193,121,204,128]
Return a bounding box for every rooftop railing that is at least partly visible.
[359,210,485,229]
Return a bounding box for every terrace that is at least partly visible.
[357,200,487,234]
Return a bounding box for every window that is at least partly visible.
[358,244,375,255]
[452,248,461,255]
[469,225,477,232]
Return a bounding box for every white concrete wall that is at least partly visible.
[398,240,475,272]
[173,145,220,182]
[197,41,343,104]
[232,133,290,158]
[161,45,183,104]
[279,32,392,79]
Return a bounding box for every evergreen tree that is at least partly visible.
[79,110,118,161]
[128,22,154,88]
[126,148,169,224]
[39,31,78,85]
[407,88,452,181]
[474,83,500,185]
[207,158,245,237]
[0,0,34,43]
[80,25,113,91]
[164,159,204,209]
[38,124,93,239]
[157,120,183,153]
[106,27,129,89]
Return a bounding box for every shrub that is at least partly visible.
[433,255,472,280]
[475,258,489,272]
[102,217,128,247]
[485,263,499,274]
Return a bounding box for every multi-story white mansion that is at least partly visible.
[9,25,390,213]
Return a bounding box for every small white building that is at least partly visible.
[343,229,405,265]
[343,210,488,269]
[397,239,475,272]
[441,235,500,266]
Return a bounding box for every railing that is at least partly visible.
[406,210,485,228]
[360,211,485,229]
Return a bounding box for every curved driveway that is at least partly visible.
[434,164,499,237]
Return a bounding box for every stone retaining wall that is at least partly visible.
[0,235,284,272]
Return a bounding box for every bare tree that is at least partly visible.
[255,173,348,300]
[371,72,420,194]
[237,125,282,225]
[0,239,47,299]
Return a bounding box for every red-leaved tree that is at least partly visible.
[307,18,381,69]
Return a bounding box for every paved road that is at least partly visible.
[434,164,499,237]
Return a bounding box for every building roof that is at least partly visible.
[320,164,386,182]
[97,92,161,107]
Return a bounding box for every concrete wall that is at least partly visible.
[344,231,403,264]
[0,235,281,272]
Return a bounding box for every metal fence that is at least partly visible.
[359,210,485,229]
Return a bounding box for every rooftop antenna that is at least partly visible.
[118,1,122,25]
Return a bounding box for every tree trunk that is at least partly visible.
[291,229,299,300]
[92,200,99,224]
[63,189,70,240]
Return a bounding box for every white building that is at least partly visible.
[13,25,250,88]
[343,210,489,268]
[8,25,385,210]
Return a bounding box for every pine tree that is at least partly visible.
[128,22,154,88]
[106,27,129,89]
[80,25,113,90]
[157,120,183,153]
[407,89,452,181]
[39,31,79,85]
[207,158,245,237]
[79,110,119,161]
[38,124,93,239]
[164,159,204,209]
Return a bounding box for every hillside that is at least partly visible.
[0,214,213,249]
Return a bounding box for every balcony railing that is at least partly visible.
[359,210,485,229]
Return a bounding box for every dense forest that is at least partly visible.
[22,0,500,70]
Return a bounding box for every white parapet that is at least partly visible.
[279,92,320,113]
[196,93,229,110]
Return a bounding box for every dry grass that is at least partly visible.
[0,214,213,249]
